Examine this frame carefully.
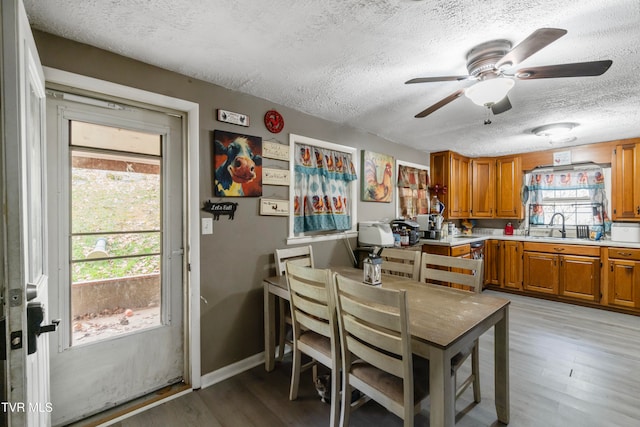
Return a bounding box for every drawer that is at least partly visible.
[607,247,640,261]
[450,244,470,257]
[523,242,600,257]
[422,244,449,256]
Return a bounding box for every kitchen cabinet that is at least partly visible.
[523,242,600,301]
[606,247,640,309]
[432,151,522,220]
[612,143,640,220]
[485,239,501,286]
[471,158,495,218]
[559,255,600,302]
[430,151,471,219]
[495,156,522,219]
[485,239,523,290]
[523,251,557,294]
[502,241,523,290]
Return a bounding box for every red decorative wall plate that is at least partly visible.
[264,109,284,133]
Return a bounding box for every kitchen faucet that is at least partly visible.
[549,212,566,238]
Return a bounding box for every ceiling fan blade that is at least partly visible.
[414,90,464,118]
[515,60,613,79]
[405,75,470,84]
[491,96,512,115]
[495,28,567,69]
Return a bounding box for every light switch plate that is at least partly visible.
[201,218,213,235]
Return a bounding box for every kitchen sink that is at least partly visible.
[452,235,482,239]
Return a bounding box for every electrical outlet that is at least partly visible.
[202,218,213,235]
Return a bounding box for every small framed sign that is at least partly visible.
[553,150,572,166]
[260,198,289,216]
[262,168,290,186]
[216,109,249,127]
[263,140,290,161]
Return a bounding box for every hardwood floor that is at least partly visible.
[115,291,640,426]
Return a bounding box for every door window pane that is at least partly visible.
[70,121,162,345]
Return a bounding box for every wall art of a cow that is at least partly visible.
[214,130,262,197]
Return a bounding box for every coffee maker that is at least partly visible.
[416,214,444,240]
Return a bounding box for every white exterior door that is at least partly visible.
[45,93,185,425]
[1,0,52,426]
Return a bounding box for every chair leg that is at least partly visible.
[289,347,301,400]
[340,374,352,427]
[277,299,286,361]
[471,343,481,403]
[329,368,340,427]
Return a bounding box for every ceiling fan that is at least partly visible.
[406,28,612,118]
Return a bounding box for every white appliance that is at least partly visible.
[358,221,394,247]
[611,223,640,243]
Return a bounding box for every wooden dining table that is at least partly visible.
[263,266,510,427]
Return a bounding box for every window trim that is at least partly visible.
[395,159,429,218]
[287,133,358,245]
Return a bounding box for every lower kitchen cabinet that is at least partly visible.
[502,241,523,290]
[559,255,600,302]
[606,248,640,309]
[523,251,558,294]
[485,239,522,290]
[523,242,600,302]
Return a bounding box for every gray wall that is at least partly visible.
[33,31,429,375]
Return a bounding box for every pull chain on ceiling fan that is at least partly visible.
[406,28,613,119]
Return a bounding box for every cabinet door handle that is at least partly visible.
[610,262,614,272]
[637,206,640,215]
[553,247,565,252]
[616,252,633,257]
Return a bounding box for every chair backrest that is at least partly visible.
[419,252,484,293]
[380,248,421,279]
[275,245,314,276]
[286,262,337,343]
[333,273,414,415]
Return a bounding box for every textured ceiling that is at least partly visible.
[24,0,640,157]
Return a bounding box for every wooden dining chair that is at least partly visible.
[286,262,340,427]
[274,245,314,360]
[380,247,421,279]
[333,273,429,427]
[419,252,484,403]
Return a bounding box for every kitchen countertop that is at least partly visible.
[420,234,640,249]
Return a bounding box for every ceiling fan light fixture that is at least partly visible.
[532,122,578,137]
[464,78,515,107]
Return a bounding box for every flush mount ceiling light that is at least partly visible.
[464,77,515,107]
[532,122,579,144]
[549,135,577,144]
[532,122,578,137]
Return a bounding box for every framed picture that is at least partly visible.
[216,109,249,127]
[262,168,290,186]
[361,150,394,202]
[260,198,289,216]
[214,130,262,197]
[263,140,290,161]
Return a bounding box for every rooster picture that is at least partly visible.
[363,153,393,202]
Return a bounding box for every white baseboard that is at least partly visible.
[200,345,291,389]
[200,352,265,389]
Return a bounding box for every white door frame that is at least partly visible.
[42,67,201,389]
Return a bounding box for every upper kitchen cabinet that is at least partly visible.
[471,158,495,218]
[495,156,523,219]
[430,151,471,219]
[431,151,522,220]
[612,143,640,220]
